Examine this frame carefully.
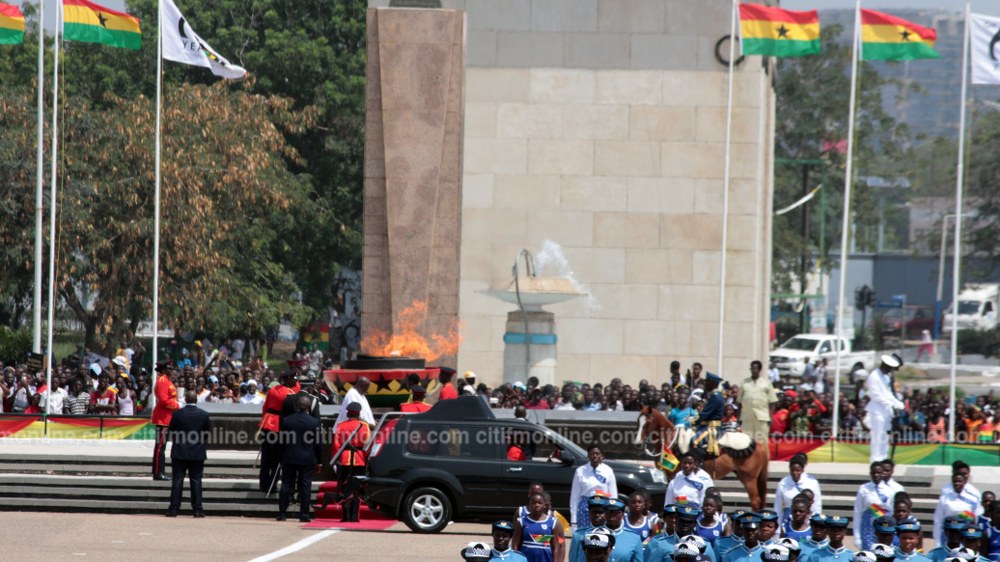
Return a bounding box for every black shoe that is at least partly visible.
[299,516,312,523]
[193,511,205,518]
[153,474,169,481]
[276,514,287,522]
[165,510,178,518]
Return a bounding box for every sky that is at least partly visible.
[784,0,1000,17]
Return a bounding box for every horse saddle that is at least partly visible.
[678,426,756,459]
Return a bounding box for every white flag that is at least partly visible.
[160,0,247,80]
[971,13,1000,85]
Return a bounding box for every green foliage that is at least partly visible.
[956,328,1000,357]
[0,0,367,350]
[0,326,32,365]
[772,25,912,291]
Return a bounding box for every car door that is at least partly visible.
[499,425,579,517]
[406,422,502,515]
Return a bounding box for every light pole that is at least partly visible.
[934,213,973,340]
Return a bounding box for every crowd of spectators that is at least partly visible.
[3,341,998,446]
[0,338,334,416]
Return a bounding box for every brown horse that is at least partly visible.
[636,405,769,511]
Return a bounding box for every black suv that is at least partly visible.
[359,396,668,533]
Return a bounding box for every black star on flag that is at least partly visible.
[374,373,395,393]
[97,12,108,28]
[900,29,912,42]
[776,24,790,39]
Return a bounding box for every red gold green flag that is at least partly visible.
[0,2,25,45]
[860,9,939,61]
[739,3,821,58]
[63,0,141,50]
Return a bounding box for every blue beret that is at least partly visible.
[588,496,610,509]
[873,516,896,533]
[810,514,827,526]
[604,498,626,512]
[492,520,514,534]
[676,505,701,520]
[731,509,749,520]
[763,545,791,562]
[759,510,779,522]
[663,504,678,515]
[825,515,849,528]
[962,527,984,539]
[740,514,762,529]
[871,544,896,559]
[896,518,921,533]
[707,372,723,382]
[945,517,968,531]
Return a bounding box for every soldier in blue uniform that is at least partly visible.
[894,518,931,562]
[801,515,854,562]
[645,505,680,562]
[649,506,701,562]
[717,510,750,556]
[571,496,611,562]
[602,497,644,562]
[723,513,765,562]
[692,374,725,456]
[874,517,897,549]
[799,515,830,561]
[929,518,971,562]
[959,529,991,562]
[492,520,529,561]
[759,511,780,545]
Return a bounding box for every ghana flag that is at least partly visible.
[63,0,141,50]
[0,2,24,45]
[739,3,820,58]
[860,9,938,61]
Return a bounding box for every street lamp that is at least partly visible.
[934,213,974,340]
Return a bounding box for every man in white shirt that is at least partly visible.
[334,376,374,427]
[768,359,781,384]
[42,381,68,414]
[664,450,714,510]
[865,355,905,462]
[241,381,264,404]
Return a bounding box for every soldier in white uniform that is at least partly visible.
[864,355,904,463]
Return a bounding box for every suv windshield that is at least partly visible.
[958,300,981,315]
[781,337,820,351]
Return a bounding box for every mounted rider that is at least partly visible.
[691,373,725,456]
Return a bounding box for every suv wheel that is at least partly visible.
[402,487,451,533]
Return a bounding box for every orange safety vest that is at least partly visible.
[258,383,299,432]
[334,418,371,467]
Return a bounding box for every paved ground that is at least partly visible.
[3,511,939,562]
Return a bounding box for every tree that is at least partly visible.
[772,25,912,292]
[966,104,1000,259]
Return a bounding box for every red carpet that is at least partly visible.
[301,518,398,531]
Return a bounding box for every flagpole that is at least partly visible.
[33,0,45,355]
[717,0,737,375]
[150,0,163,413]
[948,3,972,442]
[831,0,862,447]
[45,0,63,430]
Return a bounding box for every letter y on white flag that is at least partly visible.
[971,13,1000,85]
[161,0,247,79]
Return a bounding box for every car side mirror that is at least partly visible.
[560,453,575,465]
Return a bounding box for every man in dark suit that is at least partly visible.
[277,395,323,522]
[167,390,211,518]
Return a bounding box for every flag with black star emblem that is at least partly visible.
[62,0,141,50]
[860,8,939,61]
[739,3,821,58]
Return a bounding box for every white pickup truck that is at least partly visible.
[769,334,878,378]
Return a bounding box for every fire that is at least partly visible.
[360,300,462,362]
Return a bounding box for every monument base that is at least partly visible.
[503,310,558,386]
